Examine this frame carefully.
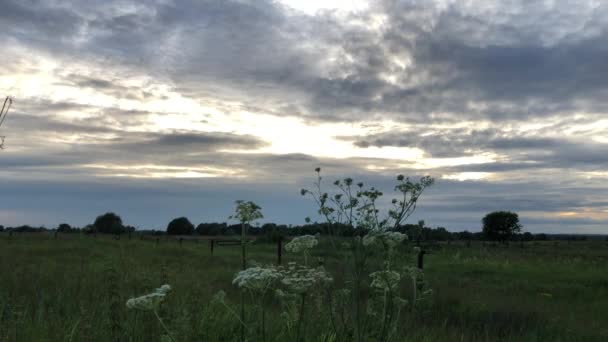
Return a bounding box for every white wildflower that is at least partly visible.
[232,266,281,291]
[285,235,318,253]
[212,290,227,304]
[362,231,407,249]
[382,232,407,247]
[158,284,171,294]
[369,270,401,292]
[126,284,171,311]
[362,234,377,246]
[279,264,332,294]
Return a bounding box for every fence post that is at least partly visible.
[156,237,159,246]
[179,238,183,246]
[210,239,214,256]
[417,249,426,270]
[277,236,283,265]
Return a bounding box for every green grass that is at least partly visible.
[0,233,607,341]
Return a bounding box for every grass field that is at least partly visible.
[1,233,607,341]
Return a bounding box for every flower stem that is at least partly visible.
[326,288,340,341]
[295,293,307,342]
[261,292,267,342]
[218,297,249,329]
[153,310,176,342]
[240,291,245,342]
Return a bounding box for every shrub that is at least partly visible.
[166,217,195,235]
[94,212,125,234]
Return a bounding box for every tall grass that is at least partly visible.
[0,234,607,341]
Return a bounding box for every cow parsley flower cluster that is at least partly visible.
[369,270,401,292]
[279,262,333,294]
[284,235,318,253]
[232,263,333,295]
[363,231,407,249]
[126,284,171,311]
[232,266,281,292]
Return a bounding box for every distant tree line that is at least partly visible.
[1,211,601,242]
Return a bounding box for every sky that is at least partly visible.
[0,0,607,233]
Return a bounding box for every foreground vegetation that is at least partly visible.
[1,233,606,341]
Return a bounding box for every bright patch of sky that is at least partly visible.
[2,0,608,233]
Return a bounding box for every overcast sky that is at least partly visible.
[1,0,607,233]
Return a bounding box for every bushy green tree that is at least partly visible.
[522,232,534,241]
[166,217,194,235]
[94,212,124,234]
[57,223,72,232]
[482,211,522,242]
[195,222,227,235]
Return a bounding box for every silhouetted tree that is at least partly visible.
[195,222,227,235]
[57,223,72,232]
[482,211,522,242]
[83,224,96,234]
[94,212,125,234]
[167,217,194,235]
[522,232,534,241]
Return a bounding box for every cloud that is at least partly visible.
[1,0,607,233]
[5,0,608,123]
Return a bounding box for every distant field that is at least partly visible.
[1,232,607,341]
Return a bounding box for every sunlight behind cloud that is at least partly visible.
[278,0,369,15]
[82,164,245,179]
[441,172,493,181]
[212,111,425,160]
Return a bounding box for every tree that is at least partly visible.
[195,222,226,235]
[57,223,72,232]
[94,212,125,234]
[167,217,194,235]
[482,211,522,242]
[522,232,534,241]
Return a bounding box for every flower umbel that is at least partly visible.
[279,263,333,294]
[363,231,407,249]
[126,284,172,311]
[369,270,401,292]
[233,266,281,292]
[284,235,318,253]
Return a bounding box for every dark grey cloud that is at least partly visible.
[103,131,268,156]
[0,0,83,41]
[5,0,608,122]
[343,125,608,176]
[2,0,608,233]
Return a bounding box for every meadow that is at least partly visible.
[0,233,607,341]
